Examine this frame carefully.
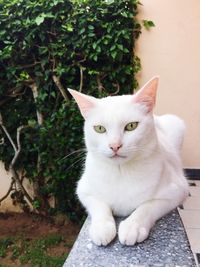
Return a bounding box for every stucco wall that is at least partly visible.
[137,0,200,168]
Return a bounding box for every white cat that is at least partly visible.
[68,77,189,246]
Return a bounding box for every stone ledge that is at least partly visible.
[63,210,196,267]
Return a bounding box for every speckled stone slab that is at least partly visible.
[63,210,196,267]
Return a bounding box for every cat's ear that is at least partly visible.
[134,76,159,112]
[68,89,96,119]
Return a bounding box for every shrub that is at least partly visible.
[0,0,141,220]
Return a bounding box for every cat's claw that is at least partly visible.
[89,220,116,246]
[118,219,149,246]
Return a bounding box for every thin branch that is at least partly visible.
[9,125,34,205]
[7,88,27,97]
[79,65,84,92]
[52,74,69,101]
[0,113,17,152]
[0,114,34,207]
[96,74,105,94]
[110,81,120,96]
[47,31,57,36]
[9,168,34,206]
[18,61,40,69]
[10,125,29,167]
[29,82,43,125]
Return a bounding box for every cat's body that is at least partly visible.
[68,77,189,246]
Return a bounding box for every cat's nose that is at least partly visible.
[109,143,123,152]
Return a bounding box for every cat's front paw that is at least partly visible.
[89,219,116,246]
[118,218,150,246]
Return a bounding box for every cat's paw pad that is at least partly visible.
[89,220,116,246]
[118,219,149,246]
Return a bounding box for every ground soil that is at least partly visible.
[0,212,80,266]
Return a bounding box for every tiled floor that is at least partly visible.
[178,180,200,266]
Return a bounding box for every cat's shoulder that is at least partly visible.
[154,114,185,132]
[154,114,185,150]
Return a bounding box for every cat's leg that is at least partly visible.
[118,196,183,246]
[81,195,116,246]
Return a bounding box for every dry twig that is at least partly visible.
[52,75,69,101]
[97,74,105,94]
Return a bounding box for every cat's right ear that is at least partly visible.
[68,89,96,119]
[133,76,159,113]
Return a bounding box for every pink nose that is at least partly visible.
[109,143,123,152]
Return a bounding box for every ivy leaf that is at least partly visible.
[142,20,155,30]
[88,25,94,30]
[117,44,123,51]
[66,24,73,32]
[28,119,37,127]
[92,43,97,49]
[110,45,116,51]
[35,15,45,25]
[79,28,85,34]
[105,0,115,4]
[111,51,117,59]
[35,13,54,26]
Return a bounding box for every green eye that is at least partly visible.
[94,125,106,133]
[125,122,138,131]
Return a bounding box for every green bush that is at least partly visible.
[0,0,141,220]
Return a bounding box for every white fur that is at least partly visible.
[74,91,188,246]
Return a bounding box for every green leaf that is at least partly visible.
[142,20,155,30]
[92,43,97,49]
[33,199,41,209]
[121,12,128,18]
[51,91,56,98]
[105,0,115,4]
[88,25,94,30]
[96,46,101,53]
[110,45,116,51]
[28,119,37,127]
[19,71,30,81]
[88,33,95,37]
[93,55,98,61]
[35,15,45,26]
[123,48,129,53]
[111,51,117,59]
[67,24,73,32]
[117,44,123,51]
[79,28,85,34]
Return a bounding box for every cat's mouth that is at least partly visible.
[110,154,127,159]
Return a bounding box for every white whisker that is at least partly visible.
[59,148,86,161]
[65,155,85,171]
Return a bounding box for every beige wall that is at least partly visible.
[137,0,200,168]
[0,161,54,212]
[0,161,22,212]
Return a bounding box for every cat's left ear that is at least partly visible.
[134,76,159,112]
[68,89,96,119]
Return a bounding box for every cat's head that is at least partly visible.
[68,77,159,164]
